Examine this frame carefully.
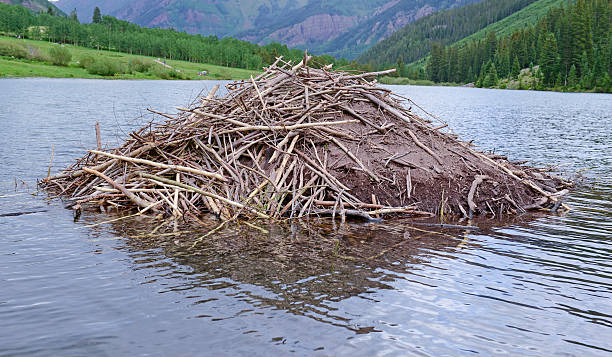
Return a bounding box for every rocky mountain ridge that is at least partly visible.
[54,0,479,59]
[1,0,64,14]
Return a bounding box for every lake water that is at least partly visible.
[1,78,611,356]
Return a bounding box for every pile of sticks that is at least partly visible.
[42,56,571,222]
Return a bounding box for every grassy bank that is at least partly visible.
[379,76,456,87]
[0,35,260,80]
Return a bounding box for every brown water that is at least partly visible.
[1,79,610,356]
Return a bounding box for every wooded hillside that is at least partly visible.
[425,0,611,92]
[358,0,539,67]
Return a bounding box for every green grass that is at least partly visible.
[0,35,260,80]
[454,0,569,48]
[378,76,437,86]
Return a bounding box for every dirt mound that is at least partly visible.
[41,57,572,221]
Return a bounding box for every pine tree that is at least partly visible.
[540,33,559,86]
[70,8,78,22]
[559,15,573,78]
[448,47,458,83]
[93,7,102,24]
[517,35,528,67]
[512,55,521,78]
[485,31,497,62]
[427,43,446,82]
[483,62,499,87]
[396,56,405,77]
[580,50,591,87]
[571,0,589,71]
[555,72,563,88]
[567,64,578,87]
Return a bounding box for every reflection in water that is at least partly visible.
[100,215,468,334]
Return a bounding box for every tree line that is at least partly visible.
[0,3,341,71]
[423,0,611,92]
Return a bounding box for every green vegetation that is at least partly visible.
[0,36,260,79]
[358,0,540,67]
[454,0,568,47]
[48,46,71,66]
[0,2,337,74]
[378,76,437,86]
[424,0,611,92]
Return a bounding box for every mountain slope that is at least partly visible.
[54,0,381,38]
[423,0,611,92]
[312,0,477,59]
[54,0,480,59]
[453,0,568,47]
[0,0,64,14]
[358,0,540,66]
[235,0,387,49]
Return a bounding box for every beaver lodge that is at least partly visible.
[42,56,572,222]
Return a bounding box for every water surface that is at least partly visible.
[1,79,611,356]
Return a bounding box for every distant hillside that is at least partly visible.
[54,0,479,59]
[0,0,64,14]
[423,0,611,93]
[358,0,539,66]
[453,0,568,47]
[310,0,477,59]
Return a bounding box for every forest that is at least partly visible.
[358,0,540,66]
[0,3,339,71]
[423,0,611,92]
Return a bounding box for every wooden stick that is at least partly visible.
[341,68,396,80]
[95,122,102,151]
[89,150,227,182]
[220,120,357,134]
[407,129,443,165]
[140,173,269,219]
[47,144,55,179]
[46,143,156,180]
[339,104,383,132]
[364,92,412,124]
[82,167,152,210]
[329,137,380,182]
[467,175,488,217]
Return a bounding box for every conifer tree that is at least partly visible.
[512,55,521,78]
[485,32,497,62]
[483,62,499,87]
[567,64,578,87]
[93,7,102,24]
[540,33,559,86]
[70,8,78,22]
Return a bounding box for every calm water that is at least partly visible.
[1,78,611,356]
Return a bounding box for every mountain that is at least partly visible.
[310,0,477,59]
[358,0,541,66]
[54,0,385,39]
[0,0,64,14]
[451,0,568,47]
[53,0,480,59]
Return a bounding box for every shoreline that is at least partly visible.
[379,75,609,94]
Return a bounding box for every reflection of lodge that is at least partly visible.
[82,214,509,332]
